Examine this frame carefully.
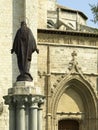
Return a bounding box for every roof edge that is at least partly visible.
[38,28,98,37]
[57,4,88,20]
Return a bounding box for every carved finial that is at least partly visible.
[71,51,77,61]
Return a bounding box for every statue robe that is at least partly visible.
[12,27,37,79]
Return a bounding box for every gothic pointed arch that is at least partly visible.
[50,51,97,130]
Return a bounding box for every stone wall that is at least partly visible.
[78,14,86,25]
[38,30,98,97]
[38,30,98,130]
[0,0,13,130]
[38,0,47,28]
[25,0,38,83]
[60,11,76,30]
[60,12,86,29]
[0,0,13,90]
[47,0,57,11]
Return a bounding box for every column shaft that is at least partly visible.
[9,105,15,130]
[29,103,38,130]
[38,108,42,130]
[25,105,29,130]
[16,104,25,130]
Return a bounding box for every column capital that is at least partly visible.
[4,95,28,106]
[3,94,45,106]
[38,97,45,108]
[3,95,13,105]
[29,95,45,105]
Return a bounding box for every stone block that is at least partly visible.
[8,81,41,95]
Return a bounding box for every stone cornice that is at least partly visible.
[38,28,98,38]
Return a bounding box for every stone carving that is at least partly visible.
[68,51,82,73]
[4,95,45,107]
[11,21,39,81]
[38,71,46,78]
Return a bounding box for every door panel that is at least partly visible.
[58,120,79,130]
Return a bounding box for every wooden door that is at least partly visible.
[58,120,79,130]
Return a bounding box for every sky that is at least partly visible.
[57,0,98,28]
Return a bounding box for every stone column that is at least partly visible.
[38,107,43,130]
[29,98,38,130]
[9,103,15,130]
[3,81,45,130]
[38,98,44,130]
[25,104,29,130]
[16,99,25,130]
[3,96,16,130]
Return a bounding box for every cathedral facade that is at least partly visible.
[0,0,98,130]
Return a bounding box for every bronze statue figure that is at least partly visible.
[11,21,39,81]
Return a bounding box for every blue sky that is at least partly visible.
[57,0,98,28]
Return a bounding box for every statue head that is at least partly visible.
[21,21,27,28]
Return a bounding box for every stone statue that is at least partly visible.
[11,21,39,81]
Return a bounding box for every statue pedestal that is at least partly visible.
[3,81,45,130]
[8,81,41,95]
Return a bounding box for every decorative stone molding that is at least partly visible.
[38,71,51,78]
[3,81,45,106]
[57,112,85,116]
[4,95,45,107]
[52,50,95,92]
[48,50,98,130]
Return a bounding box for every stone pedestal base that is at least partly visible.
[3,81,45,130]
[8,81,41,95]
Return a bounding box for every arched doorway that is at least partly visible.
[51,76,97,130]
[58,119,79,130]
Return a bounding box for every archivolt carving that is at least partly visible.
[52,51,94,93]
[50,51,97,130]
[50,74,97,130]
